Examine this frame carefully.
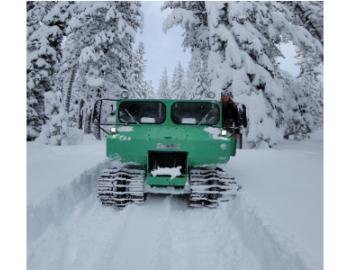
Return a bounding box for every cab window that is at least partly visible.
[171,102,219,126]
[119,101,166,124]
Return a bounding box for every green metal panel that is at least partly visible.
[106,124,235,165]
[146,175,188,186]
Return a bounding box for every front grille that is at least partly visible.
[148,151,188,175]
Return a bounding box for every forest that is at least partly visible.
[27,1,323,148]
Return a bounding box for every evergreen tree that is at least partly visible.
[26,2,144,144]
[162,1,210,100]
[158,68,171,98]
[283,1,323,81]
[38,2,76,145]
[282,55,323,141]
[283,1,323,46]
[27,2,62,141]
[170,62,186,99]
[163,1,323,147]
[281,1,323,140]
[27,1,56,40]
[130,42,147,98]
[74,2,142,135]
[145,80,156,98]
[162,1,210,65]
[52,2,142,140]
[186,50,210,99]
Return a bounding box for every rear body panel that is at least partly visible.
[106,125,235,165]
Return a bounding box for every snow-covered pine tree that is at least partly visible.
[27,2,63,141]
[163,1,323,148]
[26,1,56,40]
[302,67,323,131]
[162,1,210,100]
[145,80,156,98]
[281,52,323,140]
[59,2,142,137]
[283,1,323,81]
[283,1,323,46]
[52,2,88,137]
[27,2,143,143]
[129,42,147,98]
[170,62,186,99]
[38,2,77,145]
[280,2,323,139]
[186,49,210,99]
[298,54,323,128]
[138,80,155,99]
[27,1,48,140]
[205,2,286,148]
[158,68,171,98]
[280,71,310,140]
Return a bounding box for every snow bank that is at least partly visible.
[117,126,134,132]
[28,161,110,242]
[224,132,323,265]
[151,166,182,179]
[27,136,105,206]
[204,127,229,141]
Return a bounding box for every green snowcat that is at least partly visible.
[93,97,240,208]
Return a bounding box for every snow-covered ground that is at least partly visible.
[27,135,105,206]
[27,130,323,270]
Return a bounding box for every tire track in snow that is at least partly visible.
[28,165,320,270]
[226,196,320,270]
[27,161,111,242]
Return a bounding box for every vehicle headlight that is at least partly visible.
[220,129,228,136]
[110,127,117,134]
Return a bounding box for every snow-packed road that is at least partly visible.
[27,132,322,270]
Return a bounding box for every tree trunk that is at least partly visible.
[78,99,84,130]
[65,64,78,114]
[92,101,101,140]
[83,110,92,134]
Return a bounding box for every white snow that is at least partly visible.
[141,117,156,123]
[27,130,323,270]
[117,126,134,132]
[86,76,103,87]
[27,135,105,206]
[181,118,197,124]
[224,130,323,265]
[151,166,182,179]
[162,7,198,33]
[204,126,229,141]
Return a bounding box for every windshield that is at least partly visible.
[118,101,166,124]
[171,102,219,126]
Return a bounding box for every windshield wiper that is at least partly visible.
[124,109,140,125]
[197,110,212,126]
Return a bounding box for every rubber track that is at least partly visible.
[98,164,145,207]
[189,167,239,208]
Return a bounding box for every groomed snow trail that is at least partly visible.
[28,163,319,270]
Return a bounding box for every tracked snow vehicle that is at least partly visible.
[93,97,240,208]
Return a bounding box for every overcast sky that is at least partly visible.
[135,1,191,90]
[136,1,300,91]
